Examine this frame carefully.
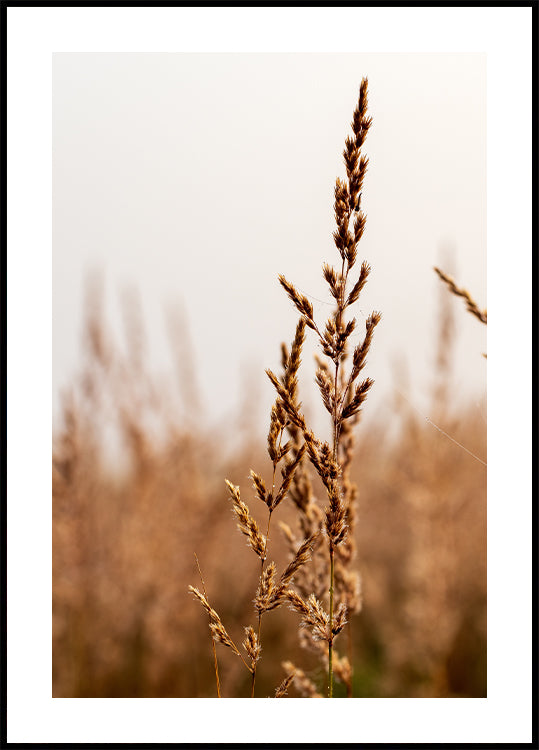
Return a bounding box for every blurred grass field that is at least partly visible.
[52,279,486,698]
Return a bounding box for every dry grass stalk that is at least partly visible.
[190,320,316,696]
[193,553,221,697]
[52,273,486,699]
[188,586,243,661]
[281,661,323,698]
[274,672,295,698]
[269,77,379,697]
[433,267,487,325]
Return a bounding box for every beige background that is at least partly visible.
[53,52,487,435]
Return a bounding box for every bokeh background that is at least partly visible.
[52,53,487,697]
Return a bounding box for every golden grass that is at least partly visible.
[52,82,486,699]
[434,266,487,325]
[188,79,380,697]
[52,287,486,697]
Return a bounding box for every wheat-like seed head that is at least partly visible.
[281,661,323,698]
[225,480,266,559]
[190,78,379,698]
[273,444,306,510]
[434,267,487,325]
[242,626,261,670]
[274,672,295,698]
[254,561,277,613]
[188,586,240,656]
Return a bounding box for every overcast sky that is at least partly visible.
[53,52,487,436]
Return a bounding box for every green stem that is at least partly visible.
[346,614,353,697]
[328,547,334,698]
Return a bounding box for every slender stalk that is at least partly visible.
[250,508,273,698]
[328,547,335,698]
[194,553,221,697]
[250,427,282,697]
[328,356,340,698]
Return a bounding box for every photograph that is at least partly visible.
[4,5,533,746]
[52,51,487,700]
